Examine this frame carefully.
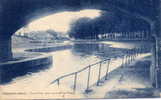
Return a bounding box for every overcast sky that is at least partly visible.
[16,9,102,34]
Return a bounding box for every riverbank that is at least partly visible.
[1,36,156,99]
[84,54,160,98]
[0,36,72,84]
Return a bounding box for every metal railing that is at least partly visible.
[50,46,149,93]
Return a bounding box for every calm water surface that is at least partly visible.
[1,41,151,92]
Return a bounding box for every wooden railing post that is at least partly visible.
[122,56,124,67]
[105,59,110,80]
[73,72,77,93]
[85,65,92,93]
[97,61,102,86]
[125,55,127,66]
[57,79,60,87]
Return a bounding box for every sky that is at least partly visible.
[16,9,102,34]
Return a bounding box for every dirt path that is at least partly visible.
[85,55,160,99]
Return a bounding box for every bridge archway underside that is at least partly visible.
[0,0,158,54]
[0,0,160,81]
[0,0,159,37]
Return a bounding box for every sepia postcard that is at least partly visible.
[0,0,161,100]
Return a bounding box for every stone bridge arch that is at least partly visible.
[0,0,160,68]
[0,0,161,89]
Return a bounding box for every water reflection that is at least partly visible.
[72,43,129,59]
[0,62,52,84]
[1,41,151,88]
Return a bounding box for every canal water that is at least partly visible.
[1,41,151,94]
